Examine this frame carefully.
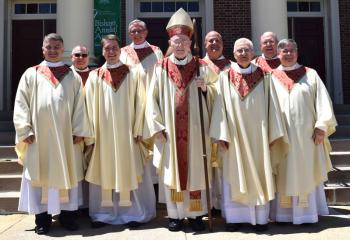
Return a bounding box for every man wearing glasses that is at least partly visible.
[270,39,337,225]
[84,34,155,229]
[210,38,287,232]
[71,45,90,86]
[144,8,217,232]
[120,19,164,199]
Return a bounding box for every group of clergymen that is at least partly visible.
[13,8,337,235]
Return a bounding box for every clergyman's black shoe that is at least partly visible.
[91,221,108,228]
[225,223,241,232]
[59,210,79,231]
[34,225,50,235]
[126,221,142,228]
[254,223,268,232]
[168,218,183,232]
[188,216,206,231]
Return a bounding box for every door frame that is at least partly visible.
[126,0,213,56]
[6,0,57,109]
[287,0,343,103]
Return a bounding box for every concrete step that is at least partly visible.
[330,138,350,152]
[330,152,350,168]
[0,145,17,160]
[327,166,350,184]
[0,191,20,214]
[332,126,350,138]
[0,132,15,145]
[0,174,21,191]
[325,184,350,206]
[0,159,22,175]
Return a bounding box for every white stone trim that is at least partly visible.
[251,0,288,54]
[57,0,94,64]
[11,0,56,20]
[125,0,135,44]
[329,0,343,103]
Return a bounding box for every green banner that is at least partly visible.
[94,0,121,57]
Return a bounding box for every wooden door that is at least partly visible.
[11,19,56,105]
[139,17,203,56]
[288,17,326,82]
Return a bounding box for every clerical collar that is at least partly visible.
[40,60,64,67]
[262,54,279,60]
[232,62,252,74]
[131,41,149,49]
[73,66,89,72]
[277,63,301,71]
[205,54,225,61]
[170,53,193,66]
[104,61,123,69]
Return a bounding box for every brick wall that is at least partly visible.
[213,0,252,60]
[339,0,350,103]
[121,0,126,45]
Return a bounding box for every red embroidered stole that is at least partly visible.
[159,57,202,199]
[35,65,71,87]
[273,66,308,92]
[229,66,264,99]
[76,70,90,86]
[255,56,281,71]
[97,65,130,92]
[123,45,158,64]
[204,58,231,74]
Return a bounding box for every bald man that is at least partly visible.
[202,31,231,214]
[203,31,231,75]
[71,45,90,86]
[253,32,281,71]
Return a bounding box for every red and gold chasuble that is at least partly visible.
[35,65,71,87]
[204,58,231,75]
[228,66,265,99]
[255,56,281,72]
[95,65,130,92]
[123,45,159,64]
[76,70,91,86]
[159,57,205,201]
[273,66,308,92]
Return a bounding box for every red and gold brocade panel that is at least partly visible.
[98,65,130,92]
[255,56,281,72]
[159,58,202,199]
[229,67,264,99]
[123,45,158,64]
[77,71,90,87]
[273,66,308,92]
[35,65,71,87]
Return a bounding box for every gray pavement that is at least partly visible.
[1,206,350,240]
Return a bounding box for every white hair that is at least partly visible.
[128,19,147,32]
[233,38,253,52]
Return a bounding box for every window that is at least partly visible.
[287,1,321,13]
[139,1,199,13]
[14,3,57,15]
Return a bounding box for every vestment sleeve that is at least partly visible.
[13,68,35,142]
